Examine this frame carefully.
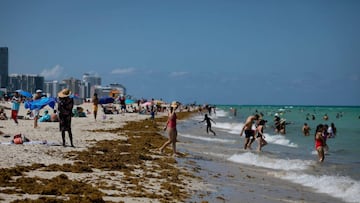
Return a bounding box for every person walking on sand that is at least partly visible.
[256,119,268,151]
[240,114,260,150]
[159,101,180,156]
[58,88,74,147]
[11,91,22,125]
[315,124,325,162]
[199,114,216,136]
[92,93,99,121]
[33,89,43,128]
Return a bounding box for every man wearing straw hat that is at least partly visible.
[58,88,74,147]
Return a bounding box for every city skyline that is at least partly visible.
[1,0,360,105]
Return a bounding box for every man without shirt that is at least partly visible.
[240,114,260,150]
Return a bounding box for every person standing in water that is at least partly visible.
[315,124,325,162]
[159,101,180,156]
[256,119,267,151]
[240,114,260,150]
[199,114,216,136]
[302,123,311,136]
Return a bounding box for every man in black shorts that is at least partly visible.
[240,114,260,150]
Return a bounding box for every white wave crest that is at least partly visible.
[272,171,360,203]
[228,152,312,171]
[179,133,236,143]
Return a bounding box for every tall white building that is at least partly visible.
[82,73,101,98]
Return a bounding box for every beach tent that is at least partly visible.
[24,97,57,110]
[99,96,115,104]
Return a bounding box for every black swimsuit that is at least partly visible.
[245,130,254,138]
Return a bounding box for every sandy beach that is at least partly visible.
[0,102,204,202]
[0,102,347,203]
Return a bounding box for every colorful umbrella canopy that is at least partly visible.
[99,96,115,104]
[24,97,57,110]
[16,90,33,98]
[125,99,135,104]
[141,101,153,106]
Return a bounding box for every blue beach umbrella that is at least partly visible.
[16,90,33,98]
[99,96,115,104]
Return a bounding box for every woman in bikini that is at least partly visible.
[256,119,268,151]
[315,124,325,162]
[159,101,180,156]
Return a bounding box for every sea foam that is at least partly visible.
[179,133,236,143]
[228,152,312,171]
[264,133,298,148]
[272,171,360,203]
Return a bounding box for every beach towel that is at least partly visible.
[25,97,57,110]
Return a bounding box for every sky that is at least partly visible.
[1,0,359,106]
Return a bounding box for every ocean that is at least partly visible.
[177,105,360,203]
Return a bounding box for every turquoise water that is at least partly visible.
[178,105,360,203]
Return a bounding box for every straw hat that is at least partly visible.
[58,88,71,98]
[171,101,179,108]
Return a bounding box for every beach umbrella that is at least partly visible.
[24,97,57,110]
[153,100,165,105]
[141,101,153,107]
[16,90,33,98]
[125,99,135,104]
[99,96,115,104]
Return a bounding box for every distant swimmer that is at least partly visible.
[199,114,216,136]
[230,107,237,117]
[323,114,329,121]
[327,123,337,138]
[240,114,260,150]
[302,123,311,136]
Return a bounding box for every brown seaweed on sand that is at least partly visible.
[0,111,197,202]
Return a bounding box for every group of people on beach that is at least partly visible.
[1,88,75,147]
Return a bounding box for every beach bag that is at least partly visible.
[13,134,23,144]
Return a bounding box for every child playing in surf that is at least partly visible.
[199,114,216,136]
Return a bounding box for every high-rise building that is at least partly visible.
[0,47,9,88]
[82,73,101,98]
[44,80,59,97]
[62,77,81,96]
[8,74,44,93]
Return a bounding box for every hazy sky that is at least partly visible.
[1,0,359,105]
